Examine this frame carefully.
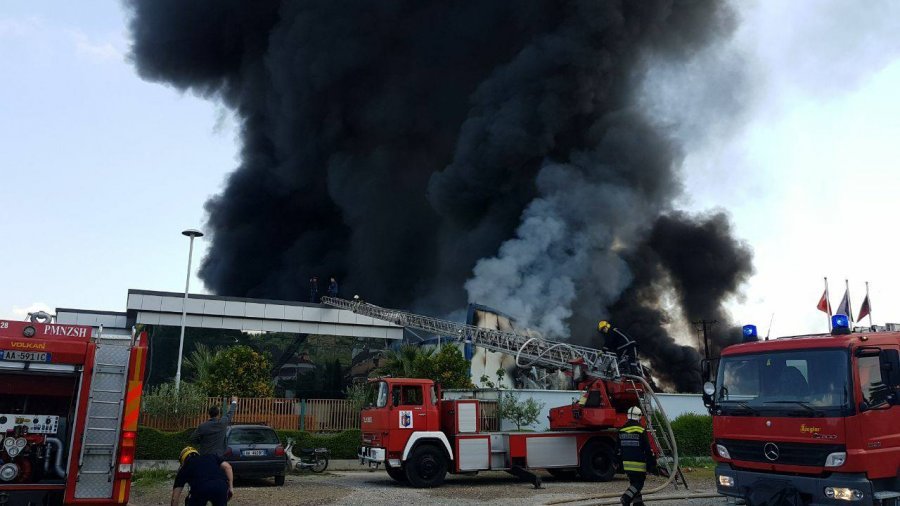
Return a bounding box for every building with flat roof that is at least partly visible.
[56,289,402,391]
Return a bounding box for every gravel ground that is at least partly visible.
[129,470,727,506]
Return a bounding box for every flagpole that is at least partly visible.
[866,281,873,327]
[824,277,832,331]
[845,279,853,324]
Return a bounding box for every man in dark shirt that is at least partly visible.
[327,277,339,298]
[190,397,238,457]
[171,447,233,506]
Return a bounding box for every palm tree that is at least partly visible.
[184,343,219,386]
[375,344,434,378]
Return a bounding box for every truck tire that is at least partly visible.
[385,463,407,483]
[578,441,616,482]
[274,475,285,486]
[404,445,447,488]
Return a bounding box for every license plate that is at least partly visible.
[242,450,265,456]
[0,350,50,362]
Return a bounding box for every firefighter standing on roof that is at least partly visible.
[618,406,652,506]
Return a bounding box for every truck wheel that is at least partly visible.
[404,445,447,488]
[579,442,616,482]
[385,463,407,483]
[274,475,285,486]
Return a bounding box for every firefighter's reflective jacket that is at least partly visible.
[618,419,652,473]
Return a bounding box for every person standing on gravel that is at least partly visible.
[190,396,238,457]
[618,406,652,506]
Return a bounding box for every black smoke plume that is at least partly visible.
[128,1,752,391]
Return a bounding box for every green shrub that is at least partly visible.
[669,413,712,457]
[276,430,361,459]
[135,427,194,460]
[135,426,362,460]
[201,346,274,397]
[141,382,207,417]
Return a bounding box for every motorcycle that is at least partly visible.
[284,438,329,473]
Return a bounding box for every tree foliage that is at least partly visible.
[375,344,472,389]
[184,343,219,385]
[141,381,207,417]
[497,392,544,430]
[201,345,274,397]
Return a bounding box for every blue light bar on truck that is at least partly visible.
[831,314,852,336]
[742,324,758,343]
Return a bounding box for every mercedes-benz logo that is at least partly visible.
[764,442,780,461]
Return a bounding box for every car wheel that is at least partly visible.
[385,463,407,483]
[403,445,447,488]
[578,441,616,482]
[274,475,285,486]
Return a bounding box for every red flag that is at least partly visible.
[857,294,870,322]
[816,290,831,314]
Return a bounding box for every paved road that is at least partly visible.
[130,469,728,505]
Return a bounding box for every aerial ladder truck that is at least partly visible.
[322,296,685,489]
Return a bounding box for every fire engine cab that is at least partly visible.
[705,315,900,505]
[0,314,148,505]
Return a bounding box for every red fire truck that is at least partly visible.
[0,315,148,505]
[704,316,899,505]
[323,297,682,489]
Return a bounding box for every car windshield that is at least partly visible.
[715,348,851,417]
[228,428,279,445]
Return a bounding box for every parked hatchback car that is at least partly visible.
[223,425,287,485]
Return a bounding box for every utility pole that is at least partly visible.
[692,319,718,361]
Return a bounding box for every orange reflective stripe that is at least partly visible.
[123,380,142,431]
[132,347,144,381]
[117,479,128,503]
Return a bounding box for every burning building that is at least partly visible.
[127,1,753,392]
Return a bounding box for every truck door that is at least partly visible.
[854,346,899,479]
[395,384,426,431]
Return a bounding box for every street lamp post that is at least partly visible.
[175,229,204,392]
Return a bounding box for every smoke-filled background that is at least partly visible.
[127,0,754,392]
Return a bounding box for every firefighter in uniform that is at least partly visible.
[618,406,653,506]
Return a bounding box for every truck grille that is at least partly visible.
[718,439,845,467]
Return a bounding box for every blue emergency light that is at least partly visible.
[832,314,850,331]
[742,324,758,343]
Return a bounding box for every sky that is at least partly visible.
[1,1,899,340]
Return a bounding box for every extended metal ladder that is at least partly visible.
[322,297,621,379]
[73,336,133,499]
[626,378,688,490]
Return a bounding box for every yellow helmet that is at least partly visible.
[597,321,611,333]
[179,446,199,465]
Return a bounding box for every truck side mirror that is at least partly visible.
[702,381,716,409]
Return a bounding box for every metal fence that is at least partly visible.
[140,397,499,432]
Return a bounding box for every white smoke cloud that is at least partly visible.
[465,162,647,338]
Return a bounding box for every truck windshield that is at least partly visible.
[715,349,851,417]
[368,381,389,408]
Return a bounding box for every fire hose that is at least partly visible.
[546,374,681,505]
[44,438,67,478]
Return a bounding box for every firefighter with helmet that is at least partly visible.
[618,406,653,506]
[171,446,234,506]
